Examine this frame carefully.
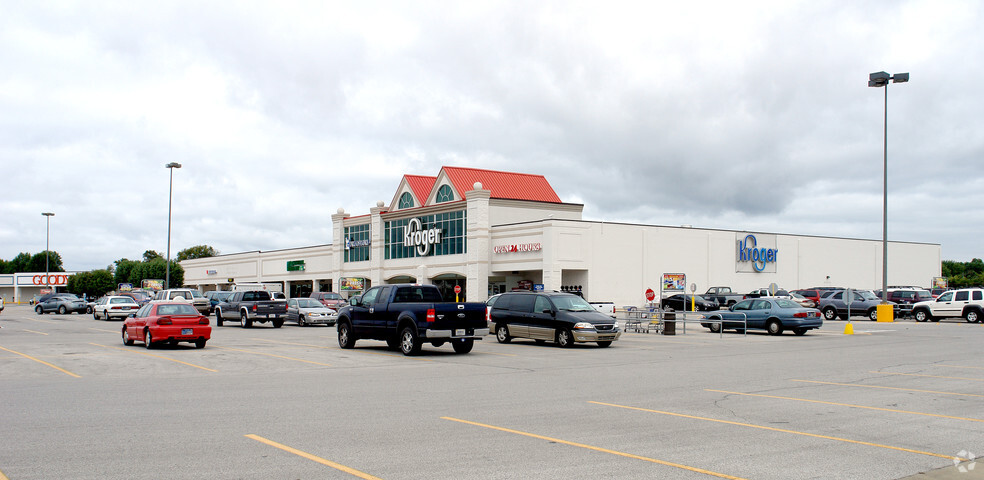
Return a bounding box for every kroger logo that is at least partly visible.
[404,218,443,256]
[737,234,778,272]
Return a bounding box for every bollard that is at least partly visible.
[876,303,894,322]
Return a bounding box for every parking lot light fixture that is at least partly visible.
[868,71,908,305]
[42,212,54,291]
[165,162,182,290]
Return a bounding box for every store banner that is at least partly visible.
[736,233,778,273]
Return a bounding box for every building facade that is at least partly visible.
[0,272,77,304]
[181,167,941,308]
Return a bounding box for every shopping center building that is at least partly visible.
[180,166,941,307]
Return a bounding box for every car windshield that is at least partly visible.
[296,298,322,308]
[190,290,204,298]
[858,290,878,300]
[109,298,136,304]
[321,293,342,300]
[790,292,806,299]
[552,295,594,312]
[774,299,802,309]
[57,294,80,301]
[156,304,198,316]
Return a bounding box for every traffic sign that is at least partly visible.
[454,285,462,294]
[645,288,655,302]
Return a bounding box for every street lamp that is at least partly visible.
[42,212,54,292]
[165,162,182,290]
[868,71,909,307]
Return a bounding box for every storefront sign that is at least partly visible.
[286,260,305,272]
[493,243,542,254]
[23,274,70,286]
[118,283,133,292]
[141,279,164,291]
[206,270,217,275]
[662,274,686,292]
[340,277,365,291]
[403,218,442,256]
[736,233,778,273]
[345,237,371,250]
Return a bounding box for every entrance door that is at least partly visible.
[433,278,465,302]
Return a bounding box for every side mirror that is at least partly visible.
[350,297,361,307]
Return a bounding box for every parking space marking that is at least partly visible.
[90,344,218,372]
[212,346,333,366]
[869,371,984,382]
[442,416,747,480]
[22,329,49,335]
[251,338,334,349]
[0,345,80,378]
[706,389,984,423]
[939,364,984,371]
[0,466,9,480]
[588,401,965,462]
[89,328,119,334]
[20,317,58,324]
[245,434,382,479]
[791,379,984,398]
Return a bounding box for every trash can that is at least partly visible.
[662,312,676,335]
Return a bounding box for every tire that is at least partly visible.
[793,328,807,336]
[36,306,44,315]
[337,322,356,349]
[298,316,306,327]
[913,309,930,322]
[144,330,154,349]
[495,324,511,343]
[556,328,575,348]
[451,339,474,354]
[726,300,737,307]
[93,311,99,320]
[708,322,722,333]
[597,341,612,347]
[122,327,134,346]
[822,308,837,321]
[964,310,980,323]
[272,319,284,328]
[195,339,206,349]
[766,320,783,336]
[215,309,224,327]
[240,311,252,328]
[399,326,422,356]
[867,309,878,321]
[58,305,67,315]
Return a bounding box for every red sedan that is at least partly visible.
[123,301,211,349]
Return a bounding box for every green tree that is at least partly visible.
[29,251,64,273]
[177,244,219,261]
[67,270,115,299]
[129,258,183,289]
[9,252,32,273]
[114,258,140,287]
[142,250,163,262]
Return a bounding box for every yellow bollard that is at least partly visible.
[876,303,894,322]
[844,322,854,335]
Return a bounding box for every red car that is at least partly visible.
[310,291,347,309]
[123,301,211,349]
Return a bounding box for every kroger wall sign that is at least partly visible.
[736,233,778,273]
[404,217,443,256]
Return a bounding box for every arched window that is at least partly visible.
[398,192,414,209]
[435,185,454,203]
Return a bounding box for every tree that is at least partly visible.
[114,258,140,286]
[29,251,64,273]
[8,252,32,273]
[142,250,163,262]
[67,270,115,299]
[177,244,219,261]
[129,258,183,288]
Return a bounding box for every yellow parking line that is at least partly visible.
[21,317,58,324]
[89,328,119,333]
[23,329,49,335]
[938,364,984,371]
[0,345,80,378]
[706,389,984,423]
[869,371,984,382]
[442,416,747,479]
[588,401,964,462]
[0,467,9,480]
[213,346,332,366]
[90,343,217,372]
[791,379,984,398]
[249,338,441,360]
[245,434,381,479]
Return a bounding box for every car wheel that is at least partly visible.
[913,310,930,322]
[122,327,134,346]
[36,306,44,315]
[868,309,878,321]
[272,319,284,328]
[766,320,783,336]
[495,324,511,343]
[793,328,807,336]
[400,326,422,356]
[822,308,837,321]
[58,305,67,315]
[337,322,355,349]
[451,339,474,354]
[240,311,252,328]
[215,309,224,327]
[93,310,99,320]
[195,339,206,349]
[144,330,154,349]
[965,310,980,323]
[86,306,93,314]
[597,341,613,347]
[556,328,575,348]
[708,322,722,333]
[298,317,306,327]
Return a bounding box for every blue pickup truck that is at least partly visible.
[335,284,489,355]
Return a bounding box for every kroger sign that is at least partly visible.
[736,233,778,273]
[404,217,443,256]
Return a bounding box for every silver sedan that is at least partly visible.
[287,298,338,326]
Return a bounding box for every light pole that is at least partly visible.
[165,162,182,289]
[868,71,908,306]
[42,212,54,292]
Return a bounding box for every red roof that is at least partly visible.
[403,175,436,205]
[441,167,562,203]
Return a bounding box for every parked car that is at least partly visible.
[204,291,233,314]
[486,294,503,330]
[118,291,152,306]
[153,289,210,314]
[790,292,816,309]
[817,289,895,321]
[911,288,984,323]
[699,298,823,335]
[489,292,621,347]
[311,291,347,309]
[215,290,288,328]
[92,295,140,320]
[703,287,745,307]
[589,301,616,318]
[791,289,824,304]
[744,288,792,299]
[286,297,337,326]
[35,293,87,314]
[660,294,718,312]
[0,296,4,314]
[880,288,934,317]
[122,301,211,349]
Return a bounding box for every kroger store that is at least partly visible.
[180,166,941,307]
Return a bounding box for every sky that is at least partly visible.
[1,0,982,272]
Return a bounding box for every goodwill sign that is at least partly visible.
[736,233,778,273]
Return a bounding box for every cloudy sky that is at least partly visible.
[2,0,981,272]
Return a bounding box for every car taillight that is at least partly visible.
[157,317,172,325]
[199,317,209,325]
[426,308,435,323]
[793,312,809,318]
[252,304,257,312]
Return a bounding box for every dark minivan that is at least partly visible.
[489,292,621,348]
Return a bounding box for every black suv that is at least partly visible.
[489,292,620,348]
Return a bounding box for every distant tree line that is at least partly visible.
[0,251,65,274]
[942,259,984,289]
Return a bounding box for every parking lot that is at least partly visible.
[1,304,982,480]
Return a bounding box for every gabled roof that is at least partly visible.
[440,166,562,203]
[404,175,436,205]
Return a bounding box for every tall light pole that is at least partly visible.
[42,212,55,292]
[868,71,909,306]
[165,162,182,290]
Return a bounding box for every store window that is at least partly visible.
[384,211,467,259]
[344,224,371,263]
[398,192,414,209]
[435,185,454,203]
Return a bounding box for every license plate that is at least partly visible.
[454,329,465,336]
[181,328,193,335]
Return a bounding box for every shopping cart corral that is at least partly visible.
[618,307,746,338]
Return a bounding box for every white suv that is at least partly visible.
[153,289,210,314]
[911,288,984,323]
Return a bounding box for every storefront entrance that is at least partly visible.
[432,275,466,302]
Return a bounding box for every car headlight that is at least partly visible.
[573,322,594,330]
